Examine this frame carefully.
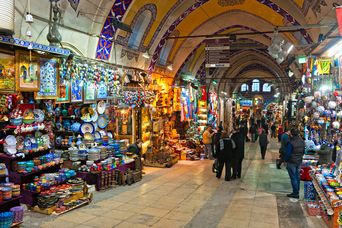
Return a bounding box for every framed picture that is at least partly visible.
[84,81,96,103]
[15,50,40,92]
[35,57,59,99]
[0,51,15,93]
[56,80,70,103]
[71,79,83,103]
[97,81,108,100]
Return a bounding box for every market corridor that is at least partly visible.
[23,140,324,228]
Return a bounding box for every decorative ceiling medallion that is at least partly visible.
[218,0,246,7]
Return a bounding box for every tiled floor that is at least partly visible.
[22,139,327,228]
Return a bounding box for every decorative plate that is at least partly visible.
[97,114,109,129]
[78,143,87,150]
[94,131,101,139]
[84,132,94,141]
[91,111,98,122]
[107,132,113,139]
[5,135,17,146]
[74,108,81,117]
[33,109,45,123]
[97,101,106,114]
[81,113,92,123]
[99,130,106,137]
[80,122,95,135]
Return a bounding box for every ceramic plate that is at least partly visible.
[5,135,16,146]
[99,130,106,137]
[91,111,98,122]
[80,122,95,135]
[107,132,113,139]
[81,113,92,123]
[97,101,106,114]
[84,132,94,141]
[33,109,45,123]
[97,114,109,129]
[94,131,101,139]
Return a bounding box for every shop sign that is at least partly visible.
[239,99,252,107]
[205,39,230,68]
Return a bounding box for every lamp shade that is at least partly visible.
[0,0,14,35]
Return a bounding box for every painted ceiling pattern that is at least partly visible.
[94,0,320,83]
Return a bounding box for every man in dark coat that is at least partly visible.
[258,129,269,159]
[216,131,236,181]
[284,128,305,199]
[231,127,245,178]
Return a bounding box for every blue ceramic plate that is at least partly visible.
[80,122,95,135]
[97,114,109,129]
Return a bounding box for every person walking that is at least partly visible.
[249,124,257,143]
[277,129,290,169]
[271,123,277,138]
[216,131,236,181]
[203,125,215,159]
[284,128,305,199]
[212,126,223,173]
[258,129,269,159]
[231,127,245,179]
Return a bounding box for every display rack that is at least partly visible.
[310,173,342,228]
[198,100,207,132]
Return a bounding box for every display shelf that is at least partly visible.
[0,149,51,162]
[54,197,91,216]
[0,196,22,212]
[310,174,334,215]
[9,162,62,184]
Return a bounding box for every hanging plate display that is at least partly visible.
[94,131,101,139]
[33,109,45,123]
[97,101,106,114]
[97,114,109,129]
[91,111,98,122]
[99,130,106,137]
[84,132,94,141]
[80,122,95,135]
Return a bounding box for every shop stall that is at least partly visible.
[0,43,149,217]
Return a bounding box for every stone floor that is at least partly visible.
[22,139,327,228]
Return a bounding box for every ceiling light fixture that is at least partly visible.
[142,52,150,59]
[167,64,173,71]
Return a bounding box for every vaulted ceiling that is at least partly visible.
[14,0,339,95]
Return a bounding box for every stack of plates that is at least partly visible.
[99,146,109,160]
[68,149,79,161]
[88,148,100,161]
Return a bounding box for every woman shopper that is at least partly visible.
[259,129,269,159]
[231,127,245,179]
[216,131,236,181]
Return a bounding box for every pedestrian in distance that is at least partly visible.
[258,129,269,160]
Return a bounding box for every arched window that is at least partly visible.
[127,10,152,50]
[241,83,249,92]
[263,83,272,92]
[159,39,175,66]
[252,79,260,92]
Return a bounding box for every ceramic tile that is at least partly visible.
[102,210,135,220]
[125,213,160,226]
[140,207,171,217]
[152,218,187,228]
[58,211,96,224]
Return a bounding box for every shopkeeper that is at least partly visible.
[127,139,142,157]
[203,125,215,159]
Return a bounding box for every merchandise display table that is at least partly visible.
[77,161,135,191]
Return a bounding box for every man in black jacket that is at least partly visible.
[231,127,245,179]
[216,131,236,181]
[285,129,305,199]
